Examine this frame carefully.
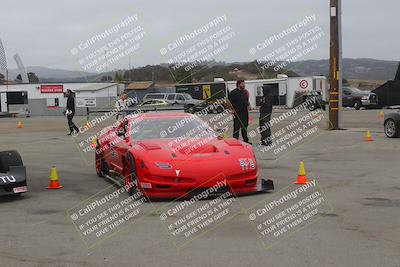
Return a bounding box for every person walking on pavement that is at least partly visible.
[115,91,128,120]
[227,80,252,145]
[260,86,273,146]
[65,89,79,136]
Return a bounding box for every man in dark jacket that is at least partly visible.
[227,80,251,144]
[65,89,79,136]
[260,85,273,146]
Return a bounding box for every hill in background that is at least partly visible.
[4,58,398,83]
[287,58,399,80]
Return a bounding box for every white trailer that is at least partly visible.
[226,75,327,109]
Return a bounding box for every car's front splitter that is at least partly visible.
[0,166,28,196]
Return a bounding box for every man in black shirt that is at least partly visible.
[260,85,273,146]
[65,89,79,136]
[228,80,251,144]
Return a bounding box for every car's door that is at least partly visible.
[107,119,131,174]
[342,88,352,106]
[176,94,185,104]
[140,100,154,106]
[167,94,176,103]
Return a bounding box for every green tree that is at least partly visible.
[114,72,124,82]
[28,72,39,83]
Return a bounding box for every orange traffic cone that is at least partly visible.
[364,130,374,142]
[295,161,308,185]
[17,121,23,128]
[47,166,63,189]
[379,111,384,119]
[91,137,97,149]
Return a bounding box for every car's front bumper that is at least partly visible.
[361,99,379,107]
[137,173,272,199]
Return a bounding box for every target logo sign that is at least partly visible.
[299,80,309,89]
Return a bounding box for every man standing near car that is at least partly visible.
[227,80,251,144]
[65,89,79,136]
[260,86,273,146]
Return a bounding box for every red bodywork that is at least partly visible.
[97,112,258,199]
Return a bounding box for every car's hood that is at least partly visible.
[134,138,252,161]
[354,90,373,96]
[133,138,256,180]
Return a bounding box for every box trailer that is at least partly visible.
[175,75,327,110]
[0,91,29,114]
[226,75,327,109]
[175,81,227,101]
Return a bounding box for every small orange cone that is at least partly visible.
[47,166,63,189]
[17,121,23,128]
[91,137,97,149]
[379,111,384,119]
[364,130,374,142]
[295,161,308,185]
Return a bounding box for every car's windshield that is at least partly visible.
[183,93,193,100]
[349,87,363,93]
[130,116,216,140]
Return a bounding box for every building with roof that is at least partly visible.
[0,82,123,116]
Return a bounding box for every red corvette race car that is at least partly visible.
[95,112,273,199]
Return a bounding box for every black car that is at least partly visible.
[304,93,328,111]
[384,111,400,138]
[0,151,27,196]
[343,87,379,110]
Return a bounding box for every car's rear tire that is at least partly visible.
[216,105,224,113]
[186,105,196,114]
[385,119,400,138]
[354,100,362,110]
[0,150,23,173]
[124,154,138,196]
[308,102,317,111]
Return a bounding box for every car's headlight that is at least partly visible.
[361,96,369,100]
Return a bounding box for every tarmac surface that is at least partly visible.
[0,108,399,267]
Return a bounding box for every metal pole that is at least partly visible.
[6,69,8,90]
[329,0,342,130]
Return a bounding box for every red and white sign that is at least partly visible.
[299,80,309,89]
[40,84,64,93]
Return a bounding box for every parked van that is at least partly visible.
[142,93,204,111]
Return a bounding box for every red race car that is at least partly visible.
[95,112,273,199]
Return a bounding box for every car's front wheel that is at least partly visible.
[354,100,362,110]
[124,154,138,196]
[95,150,108,177]
[385,119,400,138]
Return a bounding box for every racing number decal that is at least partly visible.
[0,175,16,183]
[238,159,255,171]
[202,85,211,99]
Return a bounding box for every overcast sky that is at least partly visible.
[0,0,399,72]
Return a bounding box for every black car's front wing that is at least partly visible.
[0,166,27,196]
